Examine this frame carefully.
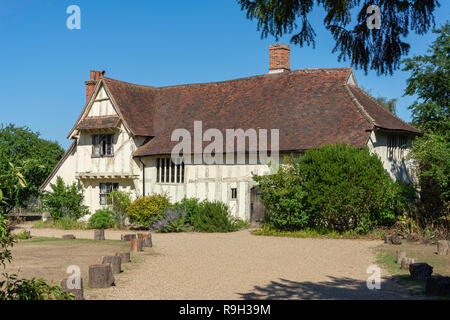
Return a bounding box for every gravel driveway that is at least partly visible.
[19,226,418,300]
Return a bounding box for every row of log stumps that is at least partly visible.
[60,230,153,298]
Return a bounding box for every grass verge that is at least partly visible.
[251,226,386,239]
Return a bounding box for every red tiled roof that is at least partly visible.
[76,115,121,130]
[78,68,420,157]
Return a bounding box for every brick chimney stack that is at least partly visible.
[85,70,105,102]
[269,44,290,73]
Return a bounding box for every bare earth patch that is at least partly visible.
[8,223,421,300]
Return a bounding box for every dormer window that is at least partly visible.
[92,134,114,157]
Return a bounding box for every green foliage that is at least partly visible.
[402,23,450,237]
[0,273,74,300]
[16,230,29,240]
[238,0,438,75]
[172,197,201,225]
[0,124,64,214]
[154,209,191,233]
[107,190,132,228]
[192,201,238,233]
[0,216,14,267]
[0,162,28,216]
[88,209,116,230]
[254,144,406,233]
[127,194,171,228]
[40,177,89,220]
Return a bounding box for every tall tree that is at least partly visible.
[238,0,439,75]
[0,124,65,214]
[402,23,449,234]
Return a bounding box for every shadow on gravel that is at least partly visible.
[238,277,414,300]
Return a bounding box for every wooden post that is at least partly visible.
[396,250,406,264]
[101,255,122,274]
[116,252,131,263]
[88,264,114,288]
[130,238,139,252]
[138,239,144,251]
[409,263,433,281]
[94,229,105,240]
[437,240,449,255]
[144,233,152,247]
[62,234,76,240]
[401,257,415,270]
[121,234,136,242]
[60,277,84,300]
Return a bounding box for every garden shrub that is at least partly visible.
[127,194,170,228]
[107,190,132,228]
[192,201,236,232]
[0,274,74,300]
[254,144,407,233]
[172,197,201,225]
[40,177,89,220]
[88,208,116,230]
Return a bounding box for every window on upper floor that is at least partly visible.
[156,158,185,184]
[92,134,114,157]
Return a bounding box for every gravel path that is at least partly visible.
[20,226,419,300]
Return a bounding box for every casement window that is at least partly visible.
[387,135,408,160]
[92,134,114,157]
[387,135,397,160]
[99,182,118,205]
[156,158,185,183]
[231,188,237,199]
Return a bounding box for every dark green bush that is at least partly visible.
[172,197,201,225]
[192,201,236,232]
[88,209,116,229]
[40,177,89,220]
[254,144,407,233]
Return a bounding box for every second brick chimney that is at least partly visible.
[85,70,105,102]
[269,44,290,73]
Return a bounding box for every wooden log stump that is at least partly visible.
[25,231,31,239]
[62,234,76,240]
[384,235,393,244]
[401,257,415,270]
[121,234,136,242]
[88,264,114,288]
[144,233,152,247]
[116,252,131,263]
[391,235,402,245]
[426,276,450,297]
[101,255,122,274]
[94,229,105,240]
[130,238,139,252]
[396,250,406,264]
[138,239,144,251]
[407,233,420,242]
[437,240,449,255]
[409,263,433,281]
[60,277,84,300]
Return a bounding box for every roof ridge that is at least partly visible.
[102,67,353,90]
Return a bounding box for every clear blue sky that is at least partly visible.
[0,1,448,150]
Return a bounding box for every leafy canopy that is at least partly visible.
[238,0,439,75]
[0,124,64,214]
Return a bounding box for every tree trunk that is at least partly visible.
[396,250,406,264]
[116,252,131,263]
[121,234,136,242]
[88,264,114,288]
[62,234,76,240]
[437,240,449,255]
[409,263,433,281]
[94,229,105,240]
[101,255,122,274]
[60,277,84,300]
